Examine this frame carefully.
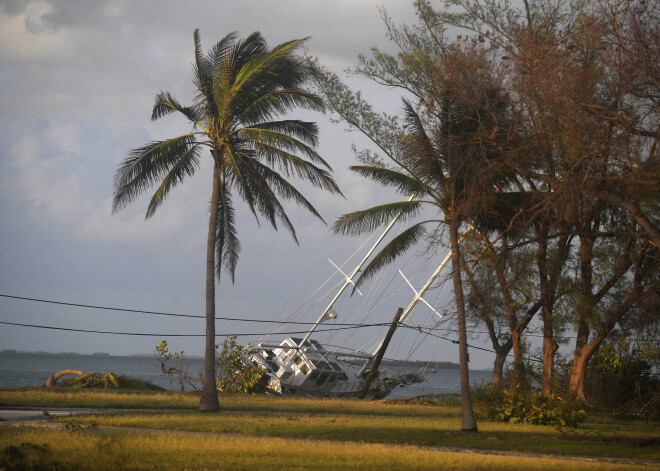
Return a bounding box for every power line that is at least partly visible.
[0,320,390,338]
[0,293,384,327]
[2,292,657,343]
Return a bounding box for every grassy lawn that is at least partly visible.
[53,409,659,461]
[0,388,457,416]
[1,388,658,469]
[0,426,653,471]
[0,388,199,410]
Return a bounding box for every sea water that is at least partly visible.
[0,351,492,397]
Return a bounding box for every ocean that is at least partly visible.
[0,351,493,398]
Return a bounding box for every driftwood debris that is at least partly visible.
[43,369,87,387]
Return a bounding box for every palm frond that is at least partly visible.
[239,126,329,168]
[230,149,301,242]
[209,31,239,73]
[230,38,309,105]
[249,159,327,224]
[350,165,431,195]
[333,200,424,236]
[215,182,241,282]
[236,88,324,125]
[355,222,428,289]
[250,142,341,194]
[113,134,200,213]
[151,91,205,128]
[145,145,201,218]
[247,119,320,146]
[222,145,260,222]
[193,29,216,115]
[400,99,446,184]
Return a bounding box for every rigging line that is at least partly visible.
[272,223,381,331]
[328,261,394,355]
[267,275,344,329]
[0,320,395,337]
[354,265,412,354]
[259,279,346,343]
[401,275,447,366]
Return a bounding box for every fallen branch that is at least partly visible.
[43,369,87,387]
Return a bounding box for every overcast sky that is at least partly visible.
[0,0,498,369]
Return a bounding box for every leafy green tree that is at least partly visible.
[113,30,340,411]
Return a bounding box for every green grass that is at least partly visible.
[0,426,653,471]
[0,388,457,416]
[2,388,658,468]
[0,388,199,410]
[53,409,660,460]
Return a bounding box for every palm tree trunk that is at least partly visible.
[449,216,478,432]
[200,166,221,412]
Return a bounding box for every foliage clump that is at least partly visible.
[585,340,659,419]
[217,337,270,394]
[62,372,165,391]
[156,337,269,395]
[473,384,587,428]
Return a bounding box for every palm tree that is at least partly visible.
[334,72,517,431]
[113,30,341,412]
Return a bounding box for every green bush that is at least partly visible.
[156,338,269,394]
[586,341,659,412]
[473,384,587,428]
[217,337,270,394]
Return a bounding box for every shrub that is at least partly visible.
[473,384,587,428]
[217,336,270,394]
[586,341,659,412]
[157,338,270,394]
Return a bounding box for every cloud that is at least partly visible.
[0,2,75,62]
[7,131,89,223]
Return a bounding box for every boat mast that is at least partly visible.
[363,250,451,370]
[366,225,474,360]
[297,194,416,348]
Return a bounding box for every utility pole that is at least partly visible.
[359,307,403,399]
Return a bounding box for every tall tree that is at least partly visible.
[113,30,340,411]
[321,30,521,429]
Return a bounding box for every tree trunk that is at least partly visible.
[493,246,528,389]
[492,350,507,387]
[511,329,526,388]
[536,232,555,395]
[449,216,478,432]
[568,343,594,402]
[200,165,221,412]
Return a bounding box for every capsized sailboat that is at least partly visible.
[243,198,455,398]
